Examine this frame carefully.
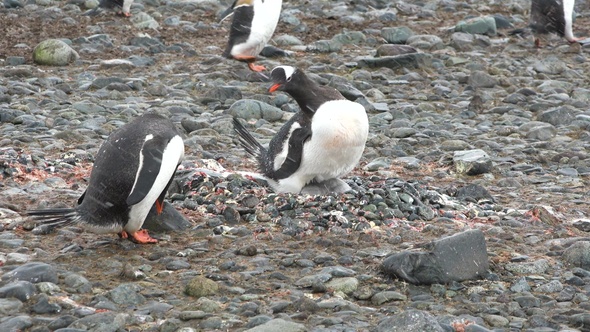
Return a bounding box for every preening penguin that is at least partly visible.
[530,0,580,46]
[220,0,283,72]
[85,0,134,17]
[28,113,185,244]
[233,65,369,194]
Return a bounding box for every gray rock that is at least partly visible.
[453,149,492,175]
[245,318,306,332]
[564,241,590,269]
[295,273,332,287]
[406,35,444,50]
[1,262,58,284]
[376,310,445,332]
[455,16,497,36]
[300,178,351,195]
[324,277,359,295]
[131,12,159,29]
[230,99,284,121]
[535,280,563,293]
[534,56,569,74]
[376,44,417,57]
[68,312,128,332]
[505,259,550,274]
[143,201,192,232]
[0,280,37,301]
[382,229,489,284]
[63,273,92,293]
[371,290,407,305]
[450,32,475,51]
[537,106,578,126]
[184,276,219,298]
[33,39,79,66]
[381,26,415,44]
[357,53,432,70]
[0,298,23,315]
[108,283,146,306]
[0,315,32,332]
[510,277,531,292]
[203,86,242,104]
[455,184,494,203]
[468,71,498,88]
[307,39,343,53]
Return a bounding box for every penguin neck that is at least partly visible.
[288,75,324,117]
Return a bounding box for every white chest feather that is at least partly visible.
[563,0,575,40]
[126,135,184,232]
[274,99,369,193]
[233,0,282,56]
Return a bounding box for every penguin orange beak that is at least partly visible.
[269,83,282,93]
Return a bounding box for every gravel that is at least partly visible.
[2,0,590,331]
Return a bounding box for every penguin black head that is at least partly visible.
[269,65,301,93]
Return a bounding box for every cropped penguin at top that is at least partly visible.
[529,0,581,47]
[233,65,369,194]
[220,0,283,72]
[85,0,134,17]
[28,113,185,244]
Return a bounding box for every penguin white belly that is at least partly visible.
[563,0,575,41]
[231,0,282,57]
[126,135,184,233]
[276,100,368,193]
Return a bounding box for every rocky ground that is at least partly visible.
[2,0,590,331]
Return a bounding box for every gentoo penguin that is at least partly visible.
[85,0,134,17]
[233,65,369,194]
[530,0,579,47]
[220,0,283,72]
[28,113,185,244]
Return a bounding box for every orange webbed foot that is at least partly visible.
[248,63,266,72]
[120,229,158,244]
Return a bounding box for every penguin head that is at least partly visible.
[269,66,297,93]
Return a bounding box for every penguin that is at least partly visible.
[529,0,580,47]
[232,65,369,194]
[85,0,134,17]
[220,0,283,72]
[27,113,185,244]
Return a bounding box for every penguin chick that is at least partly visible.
[28,113,185,244]
[233,65,369,194]
[220,0,282,72]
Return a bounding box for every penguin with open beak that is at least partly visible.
[530,0,581,47]
[28,113,185,244]
[233,65,369,194]
[220,0,283,72]
[85,0,134,17]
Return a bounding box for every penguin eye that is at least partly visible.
[286,76,292,82]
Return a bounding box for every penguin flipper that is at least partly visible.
[77,190,87,205]
[272,126,311,179]
[126,137,167,207]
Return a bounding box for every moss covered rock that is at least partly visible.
[32,39,79,66]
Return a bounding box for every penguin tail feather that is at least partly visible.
[232,117,267,164]
[27,208,80,229]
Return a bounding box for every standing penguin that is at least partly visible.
[530,0,580,47]
[233,66,369,194]
[85,0,134,17]
[28,113,185,244]
[220,0,283,72]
